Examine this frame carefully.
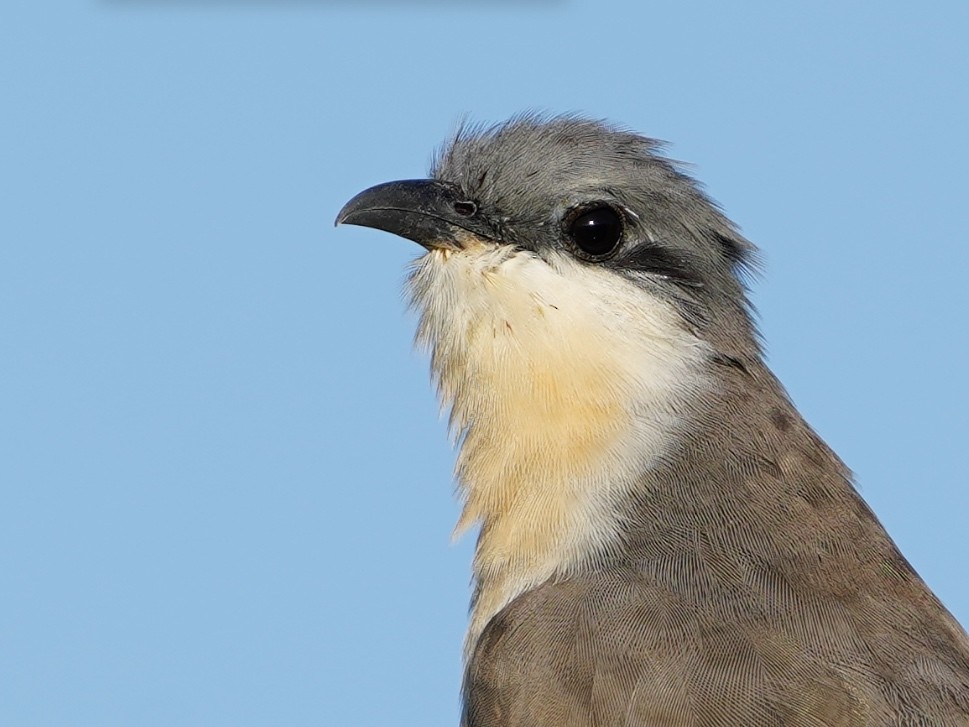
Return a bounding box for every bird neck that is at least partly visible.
[405,246,907,658]
[407,249,723,655]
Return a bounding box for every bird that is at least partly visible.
[335,115,969,726]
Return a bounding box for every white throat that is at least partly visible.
[407,242,710,656]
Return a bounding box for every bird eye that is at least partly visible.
[567,206,623,259]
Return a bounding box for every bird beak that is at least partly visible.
[335,179,493,251]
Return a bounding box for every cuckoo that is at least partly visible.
[336,116,969,725]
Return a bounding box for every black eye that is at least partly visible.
[568,206,623,259]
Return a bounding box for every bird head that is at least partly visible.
[337,115,760,365]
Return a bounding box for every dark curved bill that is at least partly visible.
[335,179,493,251]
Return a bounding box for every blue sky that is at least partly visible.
[2,2,967,725]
